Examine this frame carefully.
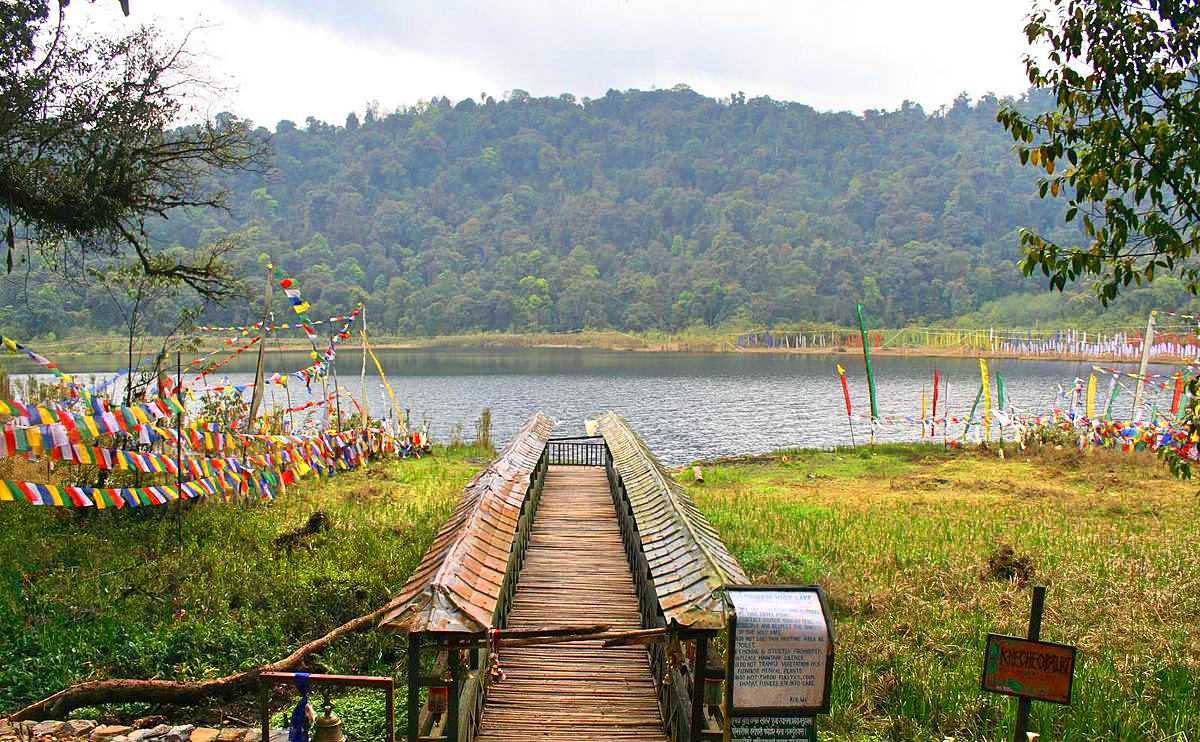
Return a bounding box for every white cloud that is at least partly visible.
[71,0,1035,126]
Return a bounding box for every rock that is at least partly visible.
[213,731,247,742]
[127,724,171,742]
[63,720,99,736]
[267,731,290,742]
[131,718,168,731]
[161,725,194,742]
[91,725,134,741]
[32,721,65,737]
[132,715,169,729]
[188,730,219,742]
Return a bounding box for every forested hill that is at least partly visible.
[9,87,1092,337]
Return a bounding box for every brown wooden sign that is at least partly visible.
[981,633,1077,706]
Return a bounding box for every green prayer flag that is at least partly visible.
[855,304,879,421]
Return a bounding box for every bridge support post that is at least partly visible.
[446,649,461,742]
[406,632,421,742]
[690,635,708,742]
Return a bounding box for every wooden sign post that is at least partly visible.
[981,586,1078,742]
[723,586,834,742]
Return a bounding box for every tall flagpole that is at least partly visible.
[360,305,369,432]
[246,266,271,432]
[855,304,878,444]
[1133,310,1156,420]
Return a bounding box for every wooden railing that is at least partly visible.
[547,435,609,466]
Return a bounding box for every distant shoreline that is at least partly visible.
[11,330,1189,366]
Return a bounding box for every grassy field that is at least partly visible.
[3,442,1197,741]
[0,445,490,737]
[683,444,1200,742]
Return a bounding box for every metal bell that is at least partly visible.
[312,696,345,742]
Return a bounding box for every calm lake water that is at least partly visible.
[3,348,1179,465]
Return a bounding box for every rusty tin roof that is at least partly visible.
[379,413,556,634]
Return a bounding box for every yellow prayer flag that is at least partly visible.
[1086,373,1097,419]
[979,358,992,442]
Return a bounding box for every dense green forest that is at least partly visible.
[2,86,1190,339]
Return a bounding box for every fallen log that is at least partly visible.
[7,601,395,722]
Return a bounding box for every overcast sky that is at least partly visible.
[73,1,1037,128]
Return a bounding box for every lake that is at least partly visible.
[2,348,1177,465]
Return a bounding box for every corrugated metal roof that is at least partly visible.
[379,413,556,634]
[596,413,748,629]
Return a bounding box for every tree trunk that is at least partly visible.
[8,602,395,721]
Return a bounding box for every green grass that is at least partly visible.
[0,445,490,735]
[5,441,1198,741]
[685,445,1200,742]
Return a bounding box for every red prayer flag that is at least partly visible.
[837,364,852,416]
[932,368,940,419]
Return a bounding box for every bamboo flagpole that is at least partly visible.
[246,267,272,432]
[836,364,856,446]
[359,306,369,432]
[961,383,984,443]
[855,304,879,443]
[1132,310,1156,417]
[365,333,408,436]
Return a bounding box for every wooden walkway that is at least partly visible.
[476,465,669,742]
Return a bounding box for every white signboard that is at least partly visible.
[728,588,831,712]
[730,716,815,742]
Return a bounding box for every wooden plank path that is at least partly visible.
[476,465,669,742]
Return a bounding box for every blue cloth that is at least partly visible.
[289,672,311,742]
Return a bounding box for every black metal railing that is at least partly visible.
[547,436,609,466]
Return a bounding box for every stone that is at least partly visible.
[187,730,219,742]
[127,724,170,742]
[213,731,246,742]
[91,725,134,741]
[161,725,193,742]
[131,718,167,731]
[32,721,65,738]
[63,720,99,736]
[267,731,289,742]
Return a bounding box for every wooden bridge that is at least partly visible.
[379,414,748,742]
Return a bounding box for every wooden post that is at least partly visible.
[690,635,708,742]
[1012,586,1047,742]
[385,681,396,742]
[407,633,421,742]
[446,649,461,742]
[258,679,270,742]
